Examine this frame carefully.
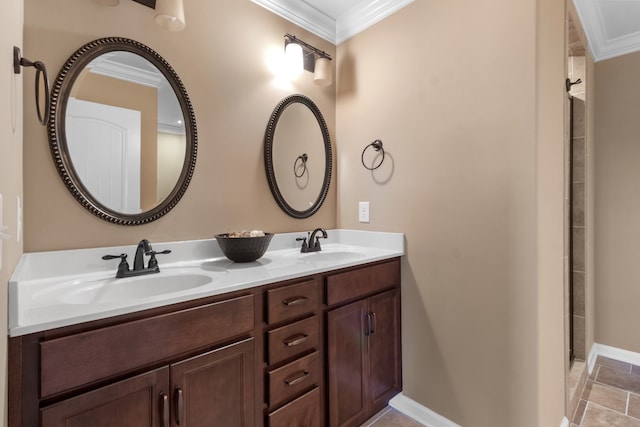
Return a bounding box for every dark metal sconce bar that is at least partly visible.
[131,0,156,8]
[13,46,50,125]
[285,33,332,73]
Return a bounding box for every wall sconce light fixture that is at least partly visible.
[101,0,186,31]
[284,34,332,86]
[154,0,186,32]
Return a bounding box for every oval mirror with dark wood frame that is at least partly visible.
[264,94,332,219]
[48,37,197,225]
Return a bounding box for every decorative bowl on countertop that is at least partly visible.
[215,233,274,262]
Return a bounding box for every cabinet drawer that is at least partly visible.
[268,387,320,427]
[267,316,319,365]
[326,259,400,306]
[40,294,255,398]
[267,279,318,324]
[267,351,320,407]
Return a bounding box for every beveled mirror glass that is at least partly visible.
[48,37,197,225]
[264,94,332,218]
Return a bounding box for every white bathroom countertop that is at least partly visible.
[8,229,404,337]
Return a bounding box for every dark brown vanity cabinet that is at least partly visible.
[264,279,322,427]
[40,338,255,427]
[9,257,401,427]
[11,293,257,427]
[325,262,402,427]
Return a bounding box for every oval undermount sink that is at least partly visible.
[61,273,214,305]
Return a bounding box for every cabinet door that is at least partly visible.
[41,367,170,427]
[327,299,368,427]
[368,289,401,410]
[170,338,255,427]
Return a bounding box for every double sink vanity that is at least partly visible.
[13,31,403,426]
[8,229,404,427]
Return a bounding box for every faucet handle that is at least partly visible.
[102,253,130,277]
[296,236,308,252]
[147,249,171,269]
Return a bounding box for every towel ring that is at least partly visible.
[13,46,50,125]
[294,153,308,178]
[361,140,385,170]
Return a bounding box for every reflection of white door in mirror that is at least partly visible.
[67,98,141,213]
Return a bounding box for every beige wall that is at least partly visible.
[18,0,572,425]
[594,52,640,352]
[1,1,24,425]
[336,0,566,425]
[23,0,336,252]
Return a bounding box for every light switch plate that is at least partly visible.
[359,201,370,223]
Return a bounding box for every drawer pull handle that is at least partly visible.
[160,392,169,427]
[175,387,184,425]
[283,296,308,306]
[284,333,309,347]
[284,370,310,386]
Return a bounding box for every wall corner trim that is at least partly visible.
[589,343,640,375]
[389,392,461,427]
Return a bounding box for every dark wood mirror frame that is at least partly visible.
[264,94,332,219]
[48,37,197,225]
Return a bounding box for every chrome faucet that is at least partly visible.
[102,239,171,278]
[297,228,328,253]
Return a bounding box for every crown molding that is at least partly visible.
[251,0,413,45]
[336,0,414,44]
[251,0,336,43]
[574,0,640,62]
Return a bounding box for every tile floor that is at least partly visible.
[361,407,424,426]
[572,356,640,426]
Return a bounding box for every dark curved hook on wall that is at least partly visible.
[361,139,385,170]
[14,46,50,125]
[294,153,308,178]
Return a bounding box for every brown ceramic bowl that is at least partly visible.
[214,233,274,262]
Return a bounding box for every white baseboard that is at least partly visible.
[389,393,461,427]
[589,343,640,375]
[390,392,572,427]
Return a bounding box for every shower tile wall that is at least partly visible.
[570,56,586,361]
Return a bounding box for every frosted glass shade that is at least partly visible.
[313,57,332,86]
[284,43,304,79]
[155,0,186,32]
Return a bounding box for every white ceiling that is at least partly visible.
[574,0,640,61]
[250,0,414,45]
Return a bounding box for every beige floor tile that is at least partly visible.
[597,366,640,394]
[596,356,632,374]
[582,403,640,427]
[573,398,588,425]
[364,408,424,427]
[632,365,640,377]
[582,380,628,413]
[628,394,640,420]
